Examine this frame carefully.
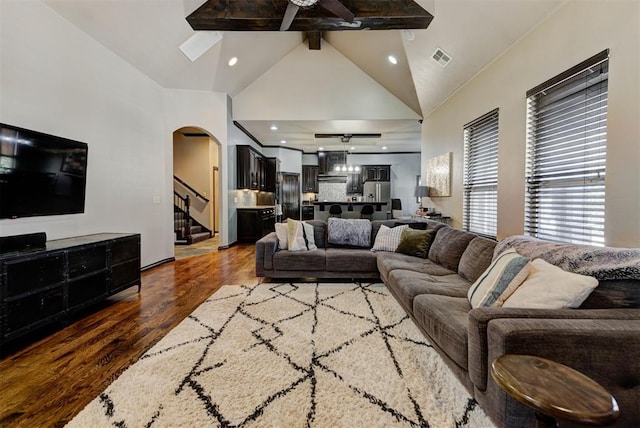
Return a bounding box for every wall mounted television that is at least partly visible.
[0,123,88,219]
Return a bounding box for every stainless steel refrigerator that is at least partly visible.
[363,181,391,205]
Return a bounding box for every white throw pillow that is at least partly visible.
[502,258,599,309]
[274,222,288,250]
[371,224,408,252]
[286,219,317,252]
[467,249,531,308]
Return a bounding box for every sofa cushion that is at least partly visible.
[377,252,456,283]
[273,248,326,271]
[458,237,497,282]
[387,270,471,314]
[326,248,378,272]
[395,228,437,258]
[413,294,472,370]
[327,218,371,248]
[428,227,477,272]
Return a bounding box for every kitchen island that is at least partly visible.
[312,201,388,221]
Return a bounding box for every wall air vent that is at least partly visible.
[432,48,452,68]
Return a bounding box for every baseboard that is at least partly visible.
[142,257,175,271]
[217,241,238,250]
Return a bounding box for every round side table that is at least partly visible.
[491,354,619,427]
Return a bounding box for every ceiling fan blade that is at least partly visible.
[318,0,355,23]
[280,3,300,31]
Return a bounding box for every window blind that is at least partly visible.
[525,50,609,246]
[463,108,499,238]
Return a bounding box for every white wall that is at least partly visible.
[421,0,640,247]
[1,1,232,264]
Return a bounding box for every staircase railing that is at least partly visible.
[174,192,191,240]
[174,175,209,202]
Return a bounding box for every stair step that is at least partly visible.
[189,232,211,244]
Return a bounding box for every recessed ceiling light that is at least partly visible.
[318,147,324,151]
[270,125,278,131]
[350,146,355,150]
[280,140,286,144]
[382,146,388,150]
[228,57,238,66]
[403,30,415,41]
[388,55,398,65]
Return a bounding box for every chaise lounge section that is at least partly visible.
[255,219,640,427]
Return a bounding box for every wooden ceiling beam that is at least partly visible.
[186,0,433,32]
[307,31,322,50]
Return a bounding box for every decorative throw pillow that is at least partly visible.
[286,219,317,252]
[327,218,371,248]
[502,258,599,309]
[395,228,436,258]
[371,224,409,252]
[274,222,288,250]
[467,249,531,308]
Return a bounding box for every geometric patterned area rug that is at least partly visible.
[67,282,494,427]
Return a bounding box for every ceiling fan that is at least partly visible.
[280,0,355,31]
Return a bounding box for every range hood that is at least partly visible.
[318,174,347,183]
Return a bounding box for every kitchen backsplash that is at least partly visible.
[235,190,257,207]
[318,182,347,202]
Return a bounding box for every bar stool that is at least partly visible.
[360,204,374,220]
[329,204,342,218]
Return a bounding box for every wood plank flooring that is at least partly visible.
[0,244,260,428]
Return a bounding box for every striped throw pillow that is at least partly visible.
[467,248,531,308]
[371,224,408,252]
[286,219,317,252]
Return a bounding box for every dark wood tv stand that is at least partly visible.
[0,233,141,349]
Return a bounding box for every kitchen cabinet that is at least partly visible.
[302,165,319,193]
[262,157,278,192]
[0,233,141,348]
[318,151,346,174]
[237,207,276,242]
[237,145,260,189]
[346,172,363,194]
[362,165,391,182]
[237,146,277,191]
[302,205,314,220]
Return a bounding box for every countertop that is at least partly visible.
[236,205,276,210]
[312,201,388,205]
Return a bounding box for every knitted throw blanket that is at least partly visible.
[494,235,640,281]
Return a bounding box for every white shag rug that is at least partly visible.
[68,282,494,427]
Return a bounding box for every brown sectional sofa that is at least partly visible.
[255,219,640,427]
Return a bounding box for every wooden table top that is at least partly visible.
[491,354,619,426]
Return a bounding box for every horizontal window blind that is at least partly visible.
[463,108,498,238]
[525,50,609,246]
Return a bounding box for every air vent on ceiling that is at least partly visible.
[432,48,452,68]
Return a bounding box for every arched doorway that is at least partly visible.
[172,126,222,255]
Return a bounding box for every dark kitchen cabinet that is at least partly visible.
[362,165,391,182]
[237,145,259,189]
[237,207,276,242]
[263,157,278,192]
[346,172,363,194]
[302,165,319,193]
[0,233,141,349]
[318,151,346,174]
[237,146,277,192]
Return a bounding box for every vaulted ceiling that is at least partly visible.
[44,0,563,153]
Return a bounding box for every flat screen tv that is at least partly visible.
[0,123,88,219]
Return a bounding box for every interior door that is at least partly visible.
[281,173,300,220]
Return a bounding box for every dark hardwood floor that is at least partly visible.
[0,244,260,428]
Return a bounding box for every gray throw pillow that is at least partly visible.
[327,218,371,247]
